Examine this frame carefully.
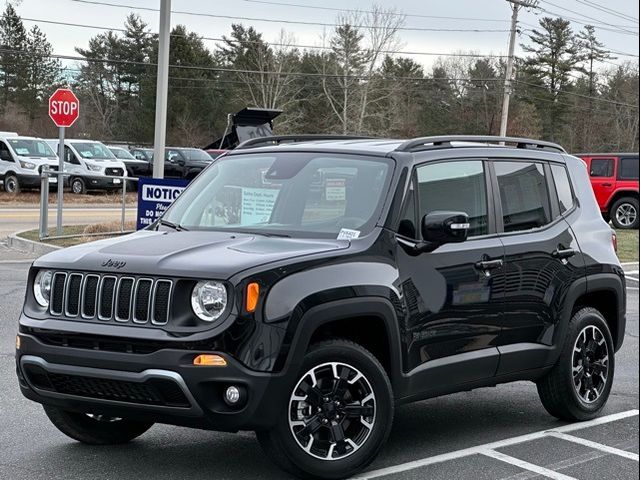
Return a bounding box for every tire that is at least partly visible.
[610,196,639,229]
[3,173,20,193]
[537,307,615,422]
[70,177,86,195]
[43,405,153,445]
[257,339,394,480]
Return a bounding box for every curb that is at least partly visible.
[7,231,62,256]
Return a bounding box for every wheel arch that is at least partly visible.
[606,190,639,211]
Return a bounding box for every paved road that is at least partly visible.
[0,261,637,480]
[0,206,137,238]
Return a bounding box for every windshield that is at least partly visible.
[71,142,116,161]
[109,147,135,160]
[8,139,56,157]
[180,148,212,162]
[162,153,393,238]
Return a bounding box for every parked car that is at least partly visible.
[0,134,62,193]
[576,153,639,229]
[45,139,128,194]
[130,146,212,180]
[16,135,625,480]
[107,146,152,179]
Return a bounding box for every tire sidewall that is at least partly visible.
[71,177,85,194]
[271,342,393,480]
[4,174,19,193]
[562,310,615,419]
[611,197,639,229]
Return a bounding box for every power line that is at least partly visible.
[239,0,509,23]
[537,0,639,36]
[574,0,639,23]
[68,0,510,33]
[22,17,510,59]
[514,79,639,108]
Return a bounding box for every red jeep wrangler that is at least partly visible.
[577,153,639,229]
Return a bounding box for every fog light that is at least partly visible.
[224,385,247,407]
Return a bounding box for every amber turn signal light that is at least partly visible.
[246,282,260,313]
[193,354,227,367]
[15,335,21,350]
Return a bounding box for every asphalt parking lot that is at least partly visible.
[0,260,637,480]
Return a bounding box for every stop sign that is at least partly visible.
[49,88,79,127]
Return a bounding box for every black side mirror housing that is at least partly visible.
[421,211,470,245]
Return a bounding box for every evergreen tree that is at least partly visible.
[21,25,60,120]
[0,4,27,111]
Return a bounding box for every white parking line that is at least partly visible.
[546,432,639,462]
[351,409,639,479]
[481,449,578,480]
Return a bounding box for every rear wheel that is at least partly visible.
[43,405,153,444]
[537,307,614,421]
[70,177,86,195]
[610,197,639,229]
[257,339,393,480]
[3,173,20,193]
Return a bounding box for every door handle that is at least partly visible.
[475,259,504,270]
[552,247,576,259]
[602,183,612,187]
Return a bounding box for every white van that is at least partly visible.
[0,135,61,193]
[45,139,128,194]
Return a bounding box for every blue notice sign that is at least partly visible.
[137,177,189,230]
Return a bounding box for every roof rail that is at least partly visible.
[235,135,373,150]
[395,135,566,153]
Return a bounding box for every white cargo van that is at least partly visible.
[45,139,127,194]
[0,135,61,193]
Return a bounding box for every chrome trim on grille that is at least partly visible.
[115,277,135,322]
[151,279,172,325]
[97,275,117,321]
[81,274,100,319]
[64,273,83,317]
[133,278,153,324]
[49,272,67,316]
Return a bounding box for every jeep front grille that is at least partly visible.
[50,272,172,325]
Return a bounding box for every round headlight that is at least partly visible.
[34,270,53,307]
[191,281,227,322]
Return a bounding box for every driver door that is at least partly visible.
[396,159,505,384]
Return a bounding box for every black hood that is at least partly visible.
[33,230,349,280]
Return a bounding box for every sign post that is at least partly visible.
[48,88,80,236]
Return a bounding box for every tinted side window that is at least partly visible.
[64,146,80,165]
[0,141,12,161]
[495,161,551,233]
[619,157,639,180]
[590,158,614,177]
[416,160,488,237]
[551,164,574,214]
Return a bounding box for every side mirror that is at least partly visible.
[421,211,470,245]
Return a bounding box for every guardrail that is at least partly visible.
[39,167,136,241]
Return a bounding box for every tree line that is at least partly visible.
[0,3,637,152]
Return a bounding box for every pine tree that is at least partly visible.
[577,25,615,99]
[0,4,27,111]
[21,25,60,120]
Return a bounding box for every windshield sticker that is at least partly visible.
[241,187,279,224]
[337,228,360,241]
[14,148,29,155]
[325,178,346,201]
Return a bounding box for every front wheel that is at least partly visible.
[257,339,393,480]
[43,405,153,444]
[70,177,86,195]
[3,173,20,193]
[537,307,615,421]
[610,197,639,229]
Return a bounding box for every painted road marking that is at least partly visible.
[480,449,577,480]
[546,431,639,462]
[351,409,639,479]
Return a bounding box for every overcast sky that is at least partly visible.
[13,0,640,71]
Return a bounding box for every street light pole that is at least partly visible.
[153,0,171,178]
[499,0,538,137]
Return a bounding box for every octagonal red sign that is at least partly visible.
[48,88,80,128]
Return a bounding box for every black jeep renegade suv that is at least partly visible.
[16,135,626,479]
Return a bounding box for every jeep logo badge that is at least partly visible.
[101,259,127,269]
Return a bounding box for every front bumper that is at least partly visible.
[17,173,65,189]
[83,175,125,190]
[16,329,289,432]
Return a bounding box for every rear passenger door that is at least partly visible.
[588,157,616,211]
[492,160,584,373]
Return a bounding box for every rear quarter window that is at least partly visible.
[550,164,575,214]
[618,157,639,180]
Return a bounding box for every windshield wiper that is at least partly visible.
[158,219,188,231]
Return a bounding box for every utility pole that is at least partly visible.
[500,0,538,137]
[153,0,171,178]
